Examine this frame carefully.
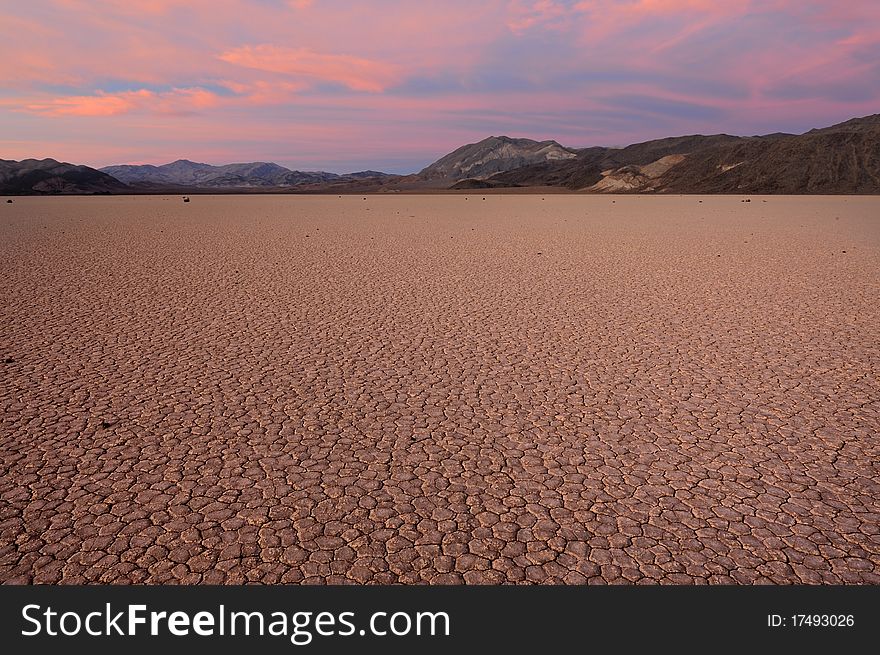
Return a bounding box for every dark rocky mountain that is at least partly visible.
[419,136,578,181]
[444,114,880,193]
[808,114,880,134]
[448,135,750,190]
[452,157,603,190]
[0,158,128,194]
[656,126,880,193]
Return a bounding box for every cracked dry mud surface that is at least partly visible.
[1,194,878,585]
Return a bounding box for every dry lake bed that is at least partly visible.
[1,194,878,584]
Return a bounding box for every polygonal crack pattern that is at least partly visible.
[1,195,878,584]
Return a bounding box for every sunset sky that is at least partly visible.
[2,1,879,173]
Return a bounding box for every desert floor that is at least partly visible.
[1,194,878,584]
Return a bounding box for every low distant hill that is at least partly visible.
[443,114,880,194]
[0,158,128,195]
[100,159,396,189]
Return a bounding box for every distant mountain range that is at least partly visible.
[100,159,397,189]
[2,114,878,194]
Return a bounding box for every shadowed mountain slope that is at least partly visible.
[1,158,128,194]
[442,114,880,193]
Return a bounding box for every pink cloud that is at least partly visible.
[27,94,142,117]
[505,0,755,41]
[52,0,214,15]
[219,45,400,92]
[22,88,220,117]
[218,79,309,105]
[506,1,571,34]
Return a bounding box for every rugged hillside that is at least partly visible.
[452,157,603,189]
[419,136,577,181]
[450,135,748,190]
[604,134,747,168]
[654,116,880,194]
[808,114,880,134]
[446,114,880,193]
[0,158,128,194]
[590,155,686,192]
